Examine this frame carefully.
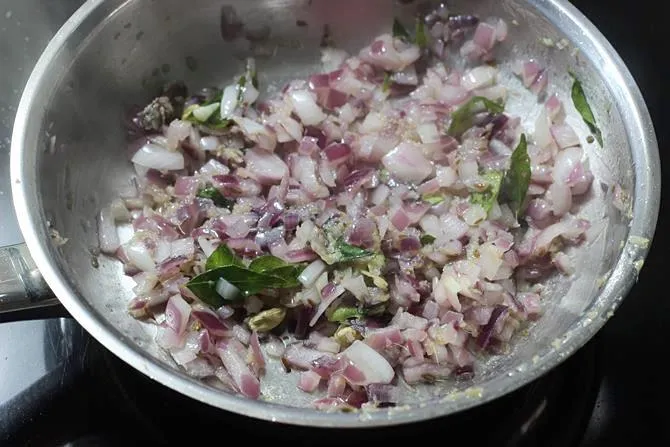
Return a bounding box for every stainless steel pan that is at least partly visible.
[1,0,660,427]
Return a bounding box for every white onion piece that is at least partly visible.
[438,84,469,106]
[474,85,507,102]
[309,284,346,327]
[479,243,504,280]
[98,207,120,255]
[197,237,217,258]
[216,277,241,301]
[318,158,337,188]
[546,182,572,216]
[131,142,185,171]
[170,238,195,259]
[265,337,286,358]
[436,165,457,187]
[463,204,487,226]
[552,146,582,183]
[153,239,172,264]
[125,240,155,272]
[166,119,191,150]
[550,123,580,149]
[494,18,508,41]
[171,331,200,365]
[341,340,394,385]
[382,142,433,183]
[417,122,440,144]
[359,34,420,71]
[132,272,158,296]
[165,294,191,335]
[359,112,384,133]
[243,83,260,105]
[370,184,390,206]
[298,259,327,287]
[199,158,229,176]
[338,103,357,125]
[461,65,497,91]
[192,102,219,122]
[219,84,239,119]
[321,47,348,72]
[534,109,554,149]
[244,148,289,185]
[233,117,277,151]
[156,324,184,350]
[279,115,304,142]
[392,65,418,85]
[553,252,575,275]
[199,136,220,151]
[289,90,326,126]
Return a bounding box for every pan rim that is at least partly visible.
[9,0,660,427]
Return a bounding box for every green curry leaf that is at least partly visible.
[570,75,603,147]
[470,171,504,213]
[447,96,505,137]
[500,134,531,218]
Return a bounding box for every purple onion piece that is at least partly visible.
[304,126,327,148]
[293,306,312,340]
[399,236,421,252]
[490,113,509,136]
[282,212,300,230]
[476,304,508,349]
[311,355,343,378]
[342,168,375,190]
[344,388,368,408]
[366,383,399,406]
[453,365,475,381]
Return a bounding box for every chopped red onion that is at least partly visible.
[289,90,327,126]
[327,374,347,398]
[248,331,266,376]
[216,340,261,399]
[282,343,329,371]
[165,294,191,335]
[359,34,420,71]
[382,142,433,183]
[244,149,289,185]
[402,362,452,384]
[98,207,120,255]
[298,370,322,393]
[323,142,352,165]
[192,306,230,336]
[121,10,596,402]
[473,23,496,51]
[156,323,185,350]
[364,326,403,352]
[341,340,394,385]
[132,142,185,171]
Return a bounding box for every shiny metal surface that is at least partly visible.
[0,243,59,319]
[8,0,660,427]
[0,0,83,429]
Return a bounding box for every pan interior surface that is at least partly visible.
[10,0,658,427]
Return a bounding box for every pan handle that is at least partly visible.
[0,243,70,322]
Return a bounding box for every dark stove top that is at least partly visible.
[7,329,604,447]
[0,1,668,446]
